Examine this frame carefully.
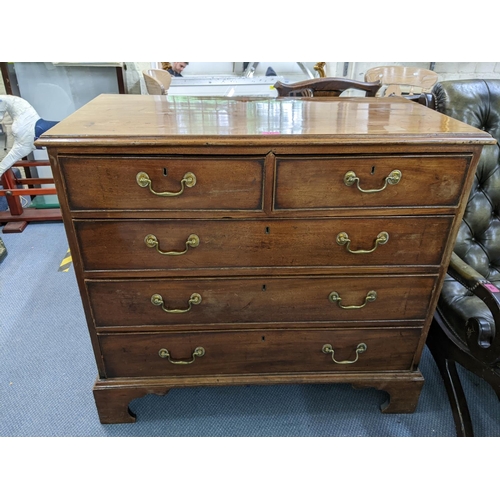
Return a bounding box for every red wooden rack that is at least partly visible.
[0,160,62,233]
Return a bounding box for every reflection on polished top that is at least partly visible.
[36,94,495,146]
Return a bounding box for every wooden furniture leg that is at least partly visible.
[353,372,424,413]
[426,319,477,436]
[93,382,170,424]
[430,351,473,437]
[353,374,425,414]
[379,379,425,413]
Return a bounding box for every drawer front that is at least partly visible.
[75,216,453,271]
[87,275,437,328]
[275,155,470,210]
[98,328,422,377]
[59,156,264,211]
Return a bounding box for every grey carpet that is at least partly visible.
[1,222,499,436]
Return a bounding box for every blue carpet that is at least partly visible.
[1,222,499,436]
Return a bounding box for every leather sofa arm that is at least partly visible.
[447,252,500,364]
[402,92,435,108]
[448,252,489,286]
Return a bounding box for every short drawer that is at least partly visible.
[274,155,470,210]
[98,327,422,377]
[75,216,453,271]
[59,156,264,211]
[86,275,437,329]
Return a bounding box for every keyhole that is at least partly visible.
[262,336,266,341]
[265,227,270,234]
[371,166,376,175]
[163,168,168,176]
[262,284,266,291]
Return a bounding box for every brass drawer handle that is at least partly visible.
[144,233,199,255]
[322,343,367,364]
[336,231,389,254]
[158,346,205,364]
[136,171,196,197]
[329,290,377,309]
[151,292,202,313]
[344,169,402,193]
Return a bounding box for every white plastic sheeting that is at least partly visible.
[0,95,40,177]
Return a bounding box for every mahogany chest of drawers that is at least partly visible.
[37,94,493,424]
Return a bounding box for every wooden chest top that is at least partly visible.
[36,94,495,147]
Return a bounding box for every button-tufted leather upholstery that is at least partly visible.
[435,80,500,342]
[428,79,500,436]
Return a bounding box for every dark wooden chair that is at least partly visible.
[426,79,500,436]
[274,77,382,97]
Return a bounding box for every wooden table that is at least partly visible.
[37,94,494,424]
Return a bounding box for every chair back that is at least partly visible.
[365,65,438,96]
[142,70,171,95]
[274,77,381,97]
[148,69,172,90]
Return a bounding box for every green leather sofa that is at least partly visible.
[427,79,500,436]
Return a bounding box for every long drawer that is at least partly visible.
[59,156,265,211]
[86,275,437,328]
[98,328,422,377]
[275,155,470,209]
[75,216,453,271]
